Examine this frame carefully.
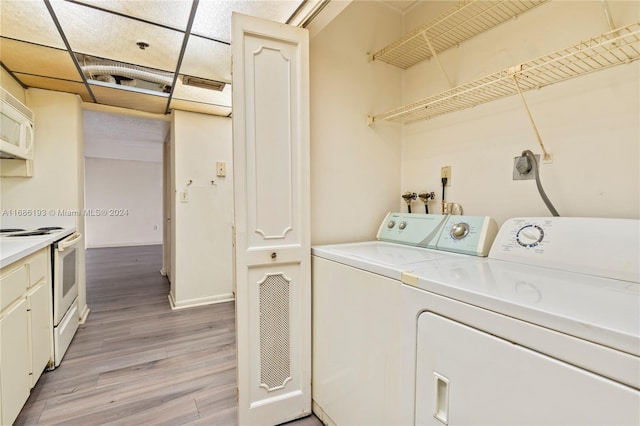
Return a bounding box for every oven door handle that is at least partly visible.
[57,232,82,252]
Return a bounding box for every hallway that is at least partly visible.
[15,245,319,425]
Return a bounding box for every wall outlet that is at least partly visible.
[180,190,188,203]
[441,166,451,186]
[216,162,227,177]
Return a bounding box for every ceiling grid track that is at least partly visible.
[43,0,97,102]
[165,0,200,115]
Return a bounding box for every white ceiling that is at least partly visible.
[382,0,418,13]
[83,110,169,162]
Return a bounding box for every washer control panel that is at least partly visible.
[378,212,448,248]
[377,212,498,256]
[436,216,498,256]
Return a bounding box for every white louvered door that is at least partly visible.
[231,12,310,425]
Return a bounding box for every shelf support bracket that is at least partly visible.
[601,0,616,31]
[423,33,453,88]
[510,68,552,162]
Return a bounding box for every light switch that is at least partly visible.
[216,162,226,177]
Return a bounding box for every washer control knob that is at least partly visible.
[399,221,407,230]
[450,222,469,239]
[387,220,396,229]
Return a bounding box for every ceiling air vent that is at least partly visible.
[181,76,226,91]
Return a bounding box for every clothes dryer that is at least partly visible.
[398,217,640,425]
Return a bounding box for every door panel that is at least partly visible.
[232,12,310,425]
[416,312,640,425]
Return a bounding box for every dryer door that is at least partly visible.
[415,312,639,425]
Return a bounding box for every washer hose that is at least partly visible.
[523,150,560,217]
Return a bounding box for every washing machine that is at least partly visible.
[311,212,498,426]
[398,217,640,425]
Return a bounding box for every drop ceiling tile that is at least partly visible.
[51,1,183,73]
[1,39,81,82]
[169,99,232,117]
[192,0,301,42]
[90,84,169,115]
[0,1,66,49]
[16,74,93,102]
[71,0,192,31]
[180,36,231,83]
[172,79,231,107]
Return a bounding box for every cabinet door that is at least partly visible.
[232,12,310,426]
[415,312,640,425]
[28,281,52,386]
[1,298,30,425]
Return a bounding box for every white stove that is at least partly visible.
[0,226,75,268]
[0,224,81,368]
[398,217,640,425]
[311,212,498,426]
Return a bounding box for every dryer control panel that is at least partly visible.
[377,212,498,256]
[489,217,640,282]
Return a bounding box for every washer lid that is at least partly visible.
[312,241,466,281]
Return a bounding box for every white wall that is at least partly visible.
[309,0,404,245]
[170,110,234,309]
[400,0,640,225]
[84,157,162,248]
[312,1,639,230]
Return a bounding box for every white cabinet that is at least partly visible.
[0,248,52,425]
[415,312,640,425]
[0,298,30,425]
[27,281,51,386]
[232,12,311,425]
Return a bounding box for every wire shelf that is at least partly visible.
[372,0,547,69]
[369,22,640,125]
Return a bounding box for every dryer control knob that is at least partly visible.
[450,222,469,239]
[387,220,396,229]
[516,224,544,247]
[399,221,407,230]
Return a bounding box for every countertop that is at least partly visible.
[0,227,76,268]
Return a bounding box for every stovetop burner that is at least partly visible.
[7,230,52,237]
[0,228,27,233]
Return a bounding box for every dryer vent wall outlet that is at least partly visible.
[513,154,539,180]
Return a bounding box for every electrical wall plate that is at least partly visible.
[512,154,539,180]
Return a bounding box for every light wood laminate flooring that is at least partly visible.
[15,245,322,426]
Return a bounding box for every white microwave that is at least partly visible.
[0,88,34,160]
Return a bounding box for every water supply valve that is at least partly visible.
[418,192,436,214]
[402,192,417,213]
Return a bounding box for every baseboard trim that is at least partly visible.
[78,305,91,324]
[86,242,163,249]
[168,291,235,310]
[312,401,335,426]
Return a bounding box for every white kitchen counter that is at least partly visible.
[0,228,75,268]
